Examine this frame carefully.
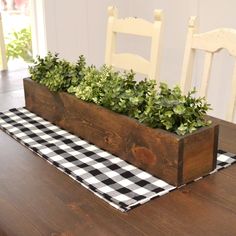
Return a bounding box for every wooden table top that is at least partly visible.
[0,73,236,236]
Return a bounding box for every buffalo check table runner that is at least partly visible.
[0,108,236,212]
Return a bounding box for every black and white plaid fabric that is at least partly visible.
[0,108,235,212]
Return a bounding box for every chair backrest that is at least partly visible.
[180,16,236,122]
[105,6,163,82]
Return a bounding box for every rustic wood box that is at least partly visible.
[23,78,219,186]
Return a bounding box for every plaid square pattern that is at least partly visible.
[0,108,235,212]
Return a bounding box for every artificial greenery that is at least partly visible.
[29,52,211,135]
[6,27,33,62]
[29,53,86,92]
[67,55,87,93]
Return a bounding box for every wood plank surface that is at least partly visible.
[0,70,236,236]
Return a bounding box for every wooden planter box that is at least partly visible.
[23,78,219,186]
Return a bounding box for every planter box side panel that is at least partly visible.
[182,125,219,183]
[61,92,180,185]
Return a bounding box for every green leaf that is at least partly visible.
[164,111,173,118]
[6,27,33,62]
[173,104,186,115]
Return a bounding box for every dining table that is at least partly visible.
[0,74,236,236]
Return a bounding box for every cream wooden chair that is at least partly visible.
[105,6,163,82]
[180,17,236,122]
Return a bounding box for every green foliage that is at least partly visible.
[29,53,86,92]
[39,59,76,92]
[74,65,156,119]
[29,52,60,83]
[74,65,211,135]
[138,83,211,135]
[6,27,33,62]
[67,55,87,93]
[29,53,211,135]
